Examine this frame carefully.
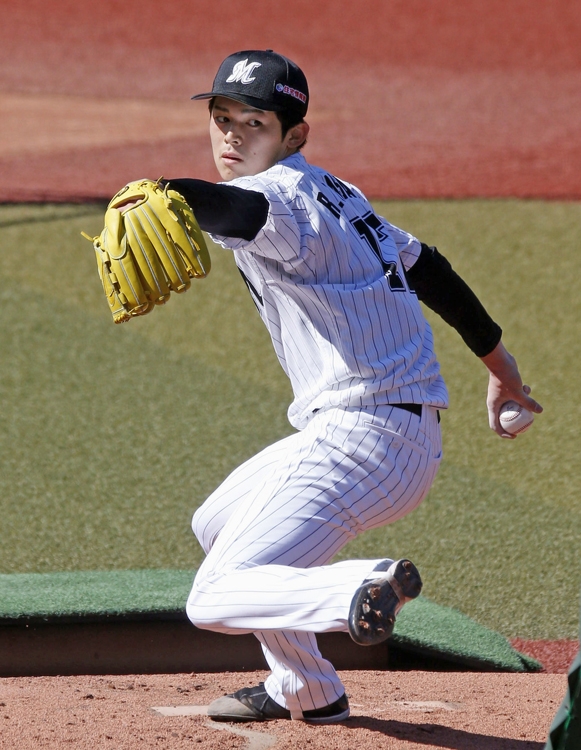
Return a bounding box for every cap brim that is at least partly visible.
[191,91,289,112]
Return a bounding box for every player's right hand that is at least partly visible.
[480,341,543,438]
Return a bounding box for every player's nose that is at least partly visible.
[224,127,242,145]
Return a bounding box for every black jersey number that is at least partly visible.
[351,213,406,291]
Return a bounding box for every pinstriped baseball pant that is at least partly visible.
[187,404,442,718]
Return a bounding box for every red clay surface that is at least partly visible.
[510,639,579,674]
[1,0,581,201]
[0,670,568,750]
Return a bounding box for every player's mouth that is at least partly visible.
[221,151,242,166]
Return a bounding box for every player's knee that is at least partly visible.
[186,585,224,631]
[185,600,207,630]
[186,587,208,629]
[191,507,204,543]
[191,509,218,554]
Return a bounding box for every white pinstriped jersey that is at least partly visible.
[210,153,449,430]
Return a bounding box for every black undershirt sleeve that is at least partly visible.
[406,243,502,357]
[164,178,269,241]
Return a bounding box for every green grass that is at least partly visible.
[0,204,294,572]
[0,200,580,639]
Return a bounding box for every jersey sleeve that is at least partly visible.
[209,175,303,263]
[379,217,423,271]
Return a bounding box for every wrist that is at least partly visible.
[480,341,515,376]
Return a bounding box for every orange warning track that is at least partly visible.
[1,0,580,201]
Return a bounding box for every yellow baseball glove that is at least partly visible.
[83,178,211,324]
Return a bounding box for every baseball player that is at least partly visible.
[160,50,542,723]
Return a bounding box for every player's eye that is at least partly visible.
[247,119,262,127]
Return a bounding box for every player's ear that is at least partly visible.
[286,121,309,150]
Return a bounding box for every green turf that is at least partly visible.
[0,569,541,672]
[0,569,194,621]
[0,200,579,640]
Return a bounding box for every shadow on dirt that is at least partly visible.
[345,717,542,749]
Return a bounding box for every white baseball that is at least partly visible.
[499,401,534,435]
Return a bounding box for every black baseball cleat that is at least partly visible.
[207,682,350,723]
[348,558,422,646]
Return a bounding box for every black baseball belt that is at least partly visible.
[393,403,440,423]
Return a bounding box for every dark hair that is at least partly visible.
[276,109,304,137]
[276,108,307,151]
[208,98,307,150]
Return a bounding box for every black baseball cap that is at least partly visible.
[192,50,309,117]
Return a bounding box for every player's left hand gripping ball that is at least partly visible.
[82,179,211,323]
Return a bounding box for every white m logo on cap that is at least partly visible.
[226,59,262,85]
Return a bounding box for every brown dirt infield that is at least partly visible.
[0,670,568,750]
